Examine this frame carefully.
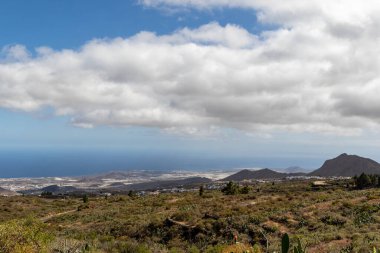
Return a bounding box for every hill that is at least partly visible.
[21,185,80,195]
[309,153,380,177]
[115,177,212,191]
[41,185,78,194]
[222,168,288,181]
[0,187,20,196]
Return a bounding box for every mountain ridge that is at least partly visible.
[222,153,380,181]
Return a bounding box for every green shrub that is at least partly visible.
[112,240,152,253]
[249,215,264,225]
[240,186,251,194]
[188,245,200,253]
[221,182,240,195]
[354,210,374,226]
[320,215,346,226]
[199,186,204,197]
[0,218,53,253]
[82,195,89,203]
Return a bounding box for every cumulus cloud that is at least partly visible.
[1,45,30,62]
[2,2,380,135]
[139,0,379,24]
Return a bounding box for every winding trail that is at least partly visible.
[40,209,77,222]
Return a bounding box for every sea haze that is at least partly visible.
[0,147,319,178]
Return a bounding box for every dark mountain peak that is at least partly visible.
[238,169,252,173]
[222,168,286,181]
[310,153,380,177]
[41,185,77,193]
[42,185,59,192]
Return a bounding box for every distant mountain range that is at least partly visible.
[222,153,380,181]
[3,153,380,195]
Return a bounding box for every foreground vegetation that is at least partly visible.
[1,179,380,252]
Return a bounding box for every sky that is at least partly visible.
[2,0,380,176]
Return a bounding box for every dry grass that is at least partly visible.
[0,179,380,252]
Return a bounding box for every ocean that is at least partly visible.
[0,147,318,178]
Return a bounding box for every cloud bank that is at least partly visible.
[2,1,380,135]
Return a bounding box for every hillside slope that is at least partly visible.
[309,153,380,177]
[0,187,20,196]
[116,177,212,191]
[222,168,289,181]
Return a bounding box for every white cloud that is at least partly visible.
[1,45,30,62]
[139,0,379,26]
[2,1,380,136]
[165,22,258,48]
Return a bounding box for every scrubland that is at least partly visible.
[1,179,380,252]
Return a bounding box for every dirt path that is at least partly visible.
[41,209,77,222]
[166,218,196,229]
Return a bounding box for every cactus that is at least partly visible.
[281,234,306,253]
[281,233,290,253]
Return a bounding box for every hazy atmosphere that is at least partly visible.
[2,0,380,176]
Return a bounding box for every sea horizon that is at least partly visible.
[0,147,319,178]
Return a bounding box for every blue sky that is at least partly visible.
[0,0,261,50]
[1,0,380,176]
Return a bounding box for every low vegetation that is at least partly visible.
[354,173,380,189]
[1,178,380,252]
[0,218,52,253]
